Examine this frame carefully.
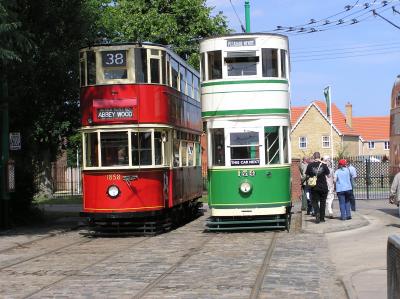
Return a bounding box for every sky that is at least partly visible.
[206,0,400,116]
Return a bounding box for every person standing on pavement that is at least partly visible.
[389,170,400,216]
[299,157,312,214]
[305,152,330,223]
[323,155,335,219]
[334,159,353,220]
[347,160,357,211]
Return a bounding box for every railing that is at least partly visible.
[388,235,400,299]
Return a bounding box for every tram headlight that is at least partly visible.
[239,181,252,194]
[107,185,120,198]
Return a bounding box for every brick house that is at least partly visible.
[291,101,359,159]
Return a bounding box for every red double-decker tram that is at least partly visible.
[79,43,203,233]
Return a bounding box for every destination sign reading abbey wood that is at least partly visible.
[227,39,256,47]
[97,107,133,119]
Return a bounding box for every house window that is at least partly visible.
[368,141,375,149]
[385,141,390,150]
[299,136,307,149]
[322,136,330,148]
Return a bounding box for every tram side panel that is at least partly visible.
[208,167,291,212]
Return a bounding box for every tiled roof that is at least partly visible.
[352,116,390,141]
[290,106,307,126]
[291,100,359,136]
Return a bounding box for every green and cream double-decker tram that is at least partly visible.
[200,33,291,230]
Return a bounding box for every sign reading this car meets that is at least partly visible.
[227,39,256,47]
[97,107,133,120]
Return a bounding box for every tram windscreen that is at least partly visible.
[230,131,260,165]
[100,132,129,166]
[226,52,258,76]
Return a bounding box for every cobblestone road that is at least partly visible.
[0,209,346,298]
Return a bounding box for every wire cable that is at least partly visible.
[228,0,246,33]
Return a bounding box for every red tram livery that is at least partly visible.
[79,43,203,233]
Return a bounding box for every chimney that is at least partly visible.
[345,102,352,128]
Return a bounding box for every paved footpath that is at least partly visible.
[6,201,394,298]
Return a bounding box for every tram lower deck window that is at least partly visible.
[100,132,129,166]
[211,128,225,166]
[132,132,152,165]
[230,131,260,165]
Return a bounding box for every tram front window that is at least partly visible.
[265,127,280,164]
[100,132,129,166]
[101,50,128,79]
[132,132,152,165]
[85,132,98,167]
[135,48,148,83]
[87,51,96,85]
[230,131,260,166]
[226,52,258,76]
[211,128,225,166]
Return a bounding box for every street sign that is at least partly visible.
[9,132,21,150]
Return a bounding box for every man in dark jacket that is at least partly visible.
[305,152,330,223]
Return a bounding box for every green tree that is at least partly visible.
[90,0,230,68]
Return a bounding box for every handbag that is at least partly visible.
[307,163,322,187]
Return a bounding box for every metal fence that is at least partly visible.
[35,165,82,199]
[333,156,390,200]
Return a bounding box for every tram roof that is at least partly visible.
[200,32,288,42]
[80,41,172,51]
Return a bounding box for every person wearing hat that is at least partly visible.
[323,155,335,219]
[305,152,330,223]
[334,159,353,220]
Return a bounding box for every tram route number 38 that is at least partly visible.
[238,170,256,177]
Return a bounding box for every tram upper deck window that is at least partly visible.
[193,75,200,101]
[150,49,161,84]
[262,48,278,77]
[171,58,179,89]
[264,127,280,164]
[101,50,127,80]
[87,51,96,85]
[226,51,258,76]
[230,131,260,166]
[207,51,222,80]
[135,48,148,83]
[100,132,129,167]
[201,53,206,81]
[84,132,98,167]
[131,132,152,165]
[187,71,193,98]
[280,49,287,78]
[180,65,187,93]
[211,128,225,166]
[80,52,85,86]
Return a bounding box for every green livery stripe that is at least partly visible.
[202,89,288,95]
[201,79,288,87]
[202,108,289,117]
[210,202,290,208]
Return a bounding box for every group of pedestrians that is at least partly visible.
[299,152,357,223]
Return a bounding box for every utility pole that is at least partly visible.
[245,0,251,33]
[0,73,10,228]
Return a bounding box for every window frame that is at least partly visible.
[368,141,375,149]
[299,136,307,149]
[322,135,331,148]
[82,128,170,169]
[384,141,390,150]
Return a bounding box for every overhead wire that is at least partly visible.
[261,0,400,35]
[228,0,246,33]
